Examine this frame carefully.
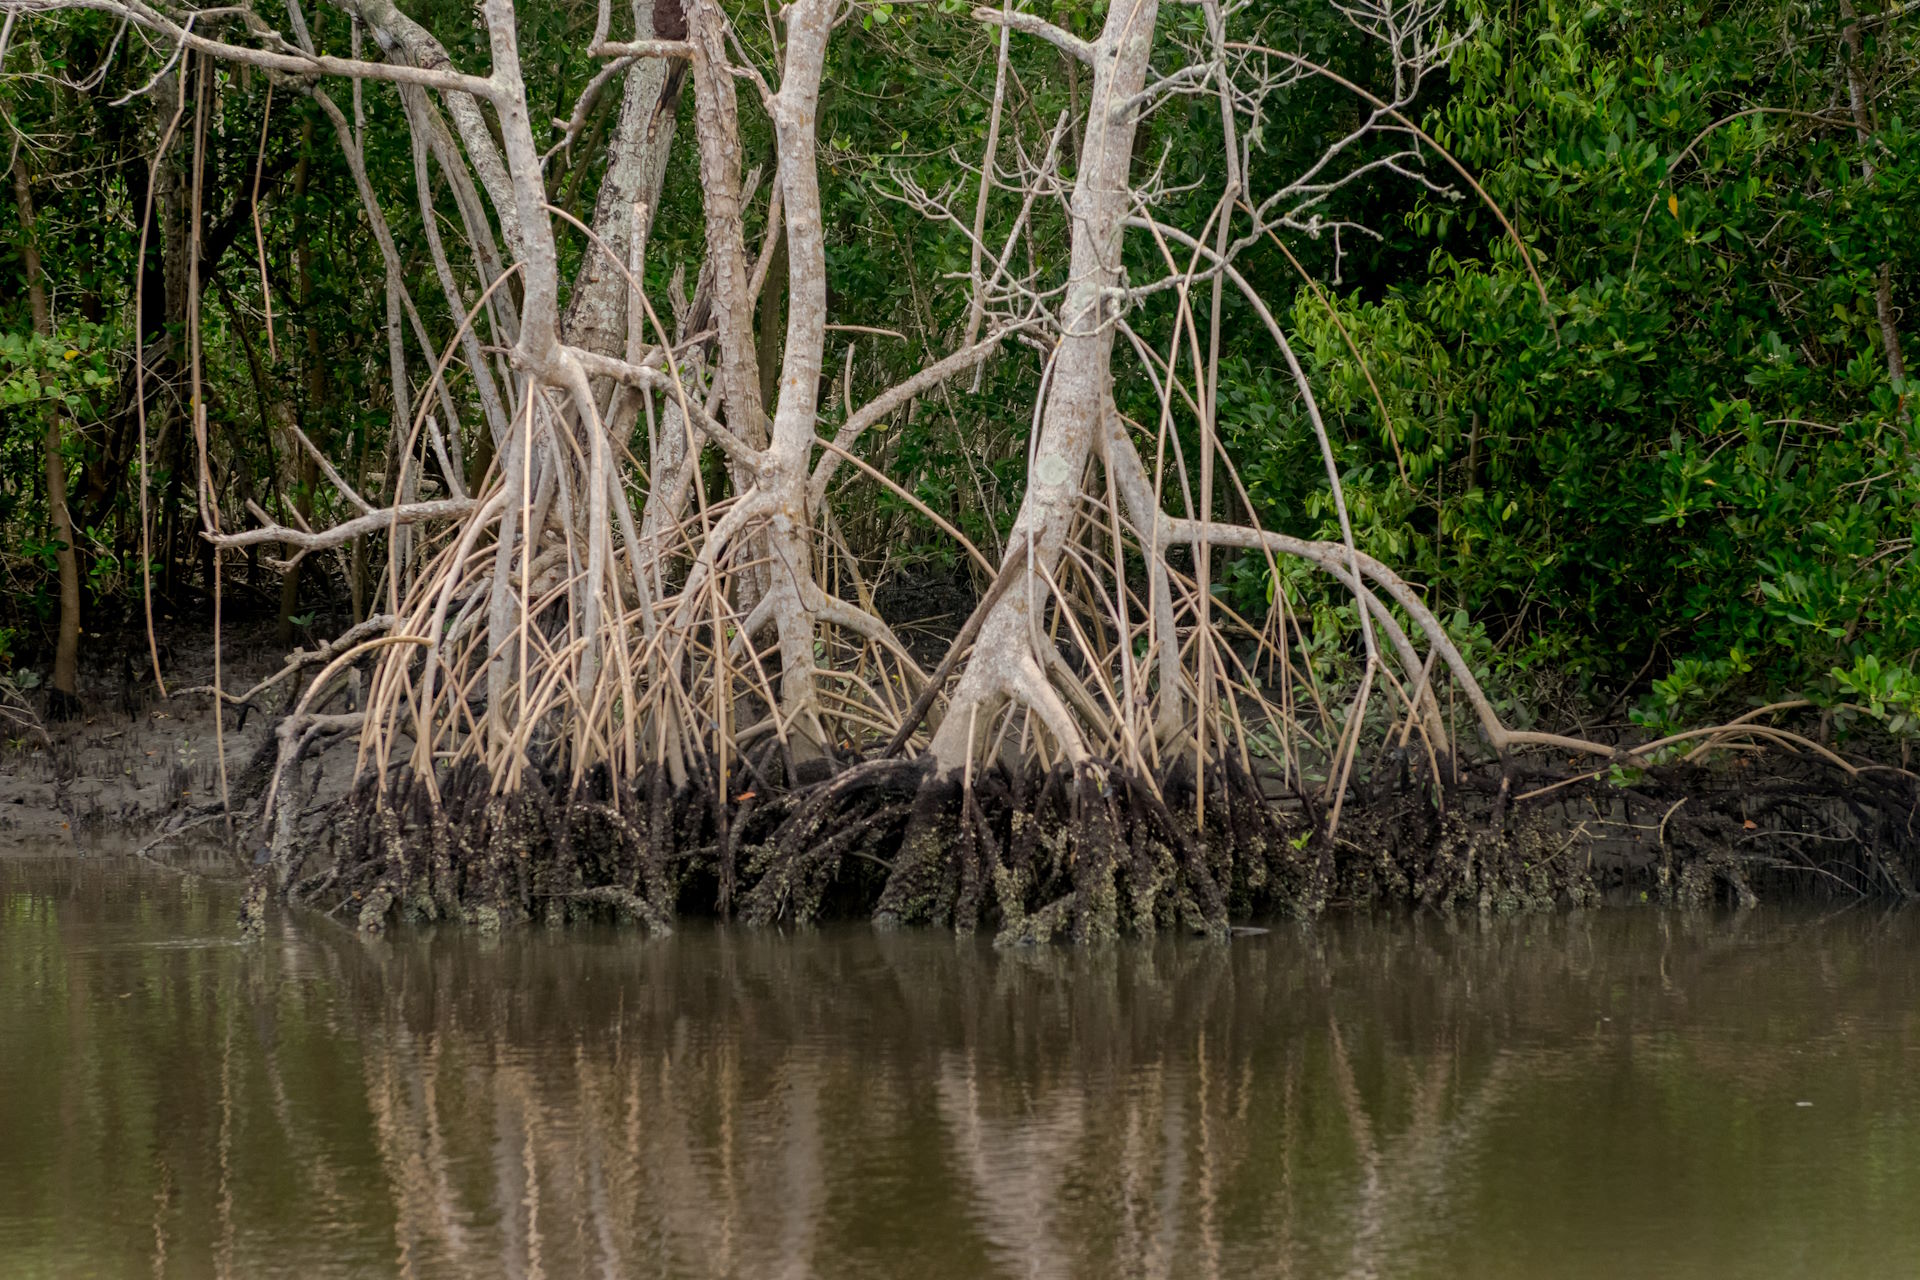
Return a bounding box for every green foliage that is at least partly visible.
[1831,652,1920,737]
[0,323,117,414]
[1213,0,1920,729]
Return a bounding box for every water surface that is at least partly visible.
[3,857,1918,1279]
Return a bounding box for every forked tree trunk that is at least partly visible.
[928,0,1161,773]
[560,34,681,370]
[757,0,836,737]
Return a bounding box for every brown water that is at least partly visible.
[3,858,1919,1280]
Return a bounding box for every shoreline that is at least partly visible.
[3,619,1913,930]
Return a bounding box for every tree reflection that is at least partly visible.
[4,861,1920,1279]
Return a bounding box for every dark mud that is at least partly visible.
[0,620,299,859]
[274,746,1920,942]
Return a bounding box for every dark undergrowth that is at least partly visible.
[264,748,1920,942]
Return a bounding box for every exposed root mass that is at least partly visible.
[274,750,1920,942]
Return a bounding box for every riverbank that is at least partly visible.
[0,620,283,859]
[3,617,1914,928]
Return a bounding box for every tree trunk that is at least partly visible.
[1839,0,1906,394]
[559,38,682,368]
[279,117,321,647]
[928,0,1161,773]
[12,156,83,717]
[757,0,836,737]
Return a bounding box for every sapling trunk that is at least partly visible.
[13,155,82,717]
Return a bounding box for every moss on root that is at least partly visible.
[277,750,1919,936]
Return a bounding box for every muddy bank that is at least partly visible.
[0,620,290,858]
[268,750,1918,940]
[5,619,1915,935]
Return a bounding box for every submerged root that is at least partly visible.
[1331,755,1920,911]
[742,758,923,925]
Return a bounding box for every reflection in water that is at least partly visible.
[3,858,1920,1279]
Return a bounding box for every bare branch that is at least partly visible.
[591,38,697,58]
[809,328,1021,508]
[341,0,524,261]
[972,6,1093,64]
[290,421,372,515]
[213,499,478,552]
[562,345,764,470]
[16,0,500,97]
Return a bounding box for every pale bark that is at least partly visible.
[474,0,572,724]
[682,0,766,450]
[400,85,510,458]
[928,0,1161,773]
[338,0,525,262]
[560,35,681,367]
[757,0,836,729]
[962,4,1011,354]
[27,0,502,96]
[215,498,480,551]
